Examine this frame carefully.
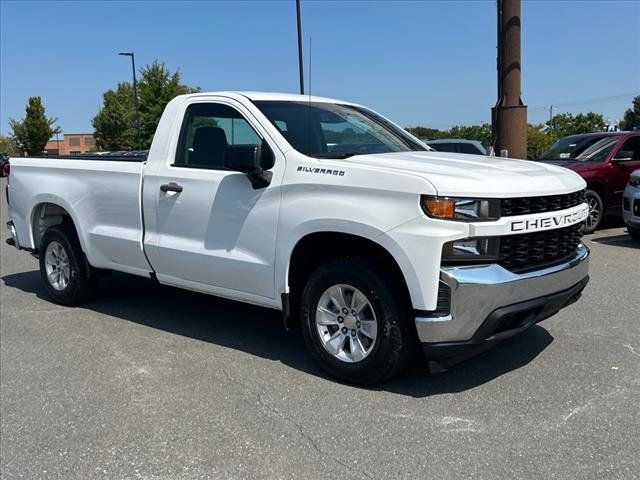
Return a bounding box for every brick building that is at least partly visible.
[44,134,96,155]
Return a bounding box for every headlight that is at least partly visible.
[442,237,500,264]
[629,176,640,188]
[421,196,500,222]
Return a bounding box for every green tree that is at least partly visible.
[405,123,492,149]
[619,96,640,131]
[93,60,199,150]
[8,96,60,156]
[137,61,199,147]
[405,126,448,140]
[546,112,606,138]
[448,123,492,148]
[92,82,136,151]
[527,123,554,160]
[0,135,20,156]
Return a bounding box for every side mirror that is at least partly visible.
[224,140,274,189]
[613,150,635,162]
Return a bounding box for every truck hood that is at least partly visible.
[342,151,586,198]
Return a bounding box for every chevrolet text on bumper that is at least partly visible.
[4,91,590,385]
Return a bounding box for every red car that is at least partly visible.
[537,131,640,232]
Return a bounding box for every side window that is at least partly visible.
[174,103,261,169]
[617,136,640,160]
[458,143,481,155]
[434,143,456,153]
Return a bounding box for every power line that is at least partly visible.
[529,92,639,112]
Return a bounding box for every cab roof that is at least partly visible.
[184,91,359,106]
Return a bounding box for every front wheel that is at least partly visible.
[299,258,415,385]
[583,189,604,234]
[39,224,95,305]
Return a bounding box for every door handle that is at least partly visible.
[160,182,183,193]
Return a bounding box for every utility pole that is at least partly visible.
[491,0,527,158]
[548,105,553,123]
[296,0,305,94]
[118,52,141,150]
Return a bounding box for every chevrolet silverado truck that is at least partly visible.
[5,92,590,384]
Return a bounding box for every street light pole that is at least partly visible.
[296,0,304,94]
[118,52,141,150]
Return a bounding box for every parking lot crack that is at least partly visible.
[622,343,640,358]
[561,387,628,423]
[221,369,372,480]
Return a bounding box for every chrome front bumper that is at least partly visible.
[416,243,590,343]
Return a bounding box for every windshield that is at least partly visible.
[574,137,619,162]
[253,101,427,158]
[539,135,608,161]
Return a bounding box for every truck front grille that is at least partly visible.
[499,223,583,272]
[501,190,585,217]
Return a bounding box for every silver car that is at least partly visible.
[423,138,487,155]
[622,169,640,241]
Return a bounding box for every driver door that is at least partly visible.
[142,99,284,305]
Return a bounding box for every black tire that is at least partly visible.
[628,226,640,241]
[300,257,415,385]
[583,189,604,234]
[39,224,95,305]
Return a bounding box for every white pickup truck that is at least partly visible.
[5,92,590,384]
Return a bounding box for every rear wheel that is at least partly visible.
[583,189,604,234]
[299,257,415,385]
[39,224,95,305]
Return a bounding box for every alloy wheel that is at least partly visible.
[315,284,377,363]
[44,241,71,291]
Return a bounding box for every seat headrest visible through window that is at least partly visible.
[190,126,228,167]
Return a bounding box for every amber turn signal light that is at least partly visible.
[422,197,455,219]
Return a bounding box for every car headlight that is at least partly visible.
[442,237,500,264]
[421,196,500,222]
[629,176,640,188]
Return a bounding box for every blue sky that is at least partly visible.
[1,0,639,136]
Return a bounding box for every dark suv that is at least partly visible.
[537,131,640,232]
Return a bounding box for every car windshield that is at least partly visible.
[254,101,427,158]
[539,135,608,160]
[574,137,619,162]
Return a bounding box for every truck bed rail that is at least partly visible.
[35,150,149,162]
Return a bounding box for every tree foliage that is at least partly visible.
[138,61,200,146]
[527,123,555,160]
[407,111,612,160]
[545,112,606,138]
[92,82,136,151]
[406,123,492,147]
[619,96,640,131]
[92,60,199,150]
[405,126,449,140]
[0,135,20,156]
[448,124,492,148]
[8,96,60,156]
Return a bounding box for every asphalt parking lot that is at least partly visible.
[1,182,639,480]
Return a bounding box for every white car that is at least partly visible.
[622,169,640,240]
[5,92,590,384]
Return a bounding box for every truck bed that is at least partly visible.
[7,155,151,277]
